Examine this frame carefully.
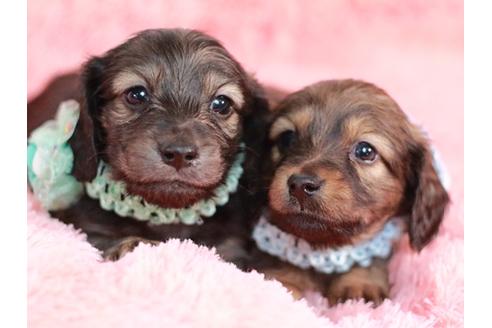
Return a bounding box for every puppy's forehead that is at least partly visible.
[111,66,239,95]
[108,29,243,95]
[274,80,406,134]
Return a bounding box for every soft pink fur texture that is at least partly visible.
[28,0,463,327]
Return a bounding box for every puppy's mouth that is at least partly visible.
[133,179,219,190]
[125,179,217,209]
[109,160,230,208]
[107,142,243,209]
[267,209,367,247]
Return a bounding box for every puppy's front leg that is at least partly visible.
[102,236,160,261]
[262,265,320,300]
[325,259,389,306]
[214,237,250,269]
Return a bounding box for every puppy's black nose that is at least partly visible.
[288,174,322,203]
[161,145,198,170]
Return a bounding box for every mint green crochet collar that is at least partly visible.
[85,150,245,225]
[28,100,246,225]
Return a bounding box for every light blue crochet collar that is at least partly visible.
[27,100,246,225]
[252,214,402,274]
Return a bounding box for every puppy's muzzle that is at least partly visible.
[160,144,199,171]
[288,174,322,204]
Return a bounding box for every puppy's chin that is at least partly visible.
[268,209,367,248]
[125,180,216,209]
[110,160,231,208]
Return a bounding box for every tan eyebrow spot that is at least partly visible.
[344,116,372,141]
[342,116,397,164]
[111,63,164,94]
[358,133,394,162]
[112,71,147,94]
[269,106,314,140]
[215,83,244,109]
[287,107,312,132]
[269,116,295,140]
[204,72,245,109]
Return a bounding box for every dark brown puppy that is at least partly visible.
[28,29,269,264]
[248,79,449,304]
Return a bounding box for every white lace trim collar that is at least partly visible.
[252,215,402,274]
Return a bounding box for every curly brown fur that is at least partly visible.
[247,79,449,304]
[28,29,270,266]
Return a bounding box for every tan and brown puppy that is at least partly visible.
[248,79,449,305]
[28,29,269,264]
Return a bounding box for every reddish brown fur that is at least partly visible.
[264,79,449,249]
[247,79,450,304]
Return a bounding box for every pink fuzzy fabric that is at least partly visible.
[28,0,463,327]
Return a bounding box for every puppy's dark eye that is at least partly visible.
[277,130,296,152]
[124,86,150,106]
[210,95,232,115]
[352,141,378,163]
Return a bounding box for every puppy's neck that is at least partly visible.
[252,213,402,274]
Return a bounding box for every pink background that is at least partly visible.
[28,0,463,326]
[28,0,463,205]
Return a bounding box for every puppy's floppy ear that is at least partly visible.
[240,75,271,195]
[242,74,269,114]
[69,56,107,182]
[241,75,270,143]
[405,137,450,251]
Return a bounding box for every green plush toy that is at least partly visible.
[27,100,83,211]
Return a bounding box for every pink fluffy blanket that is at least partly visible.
[28,1,463,327]
[28,191,462,327]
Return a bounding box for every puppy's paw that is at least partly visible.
[326,265,389,306]
[102,237,160,261]
[281,282,305,300]
[327,281,388,306]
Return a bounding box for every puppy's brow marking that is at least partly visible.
[216,83,245,109]
[288,107,313,132]
[204,72,245,108]
[112,71,148,94]
[270,117,295,140]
